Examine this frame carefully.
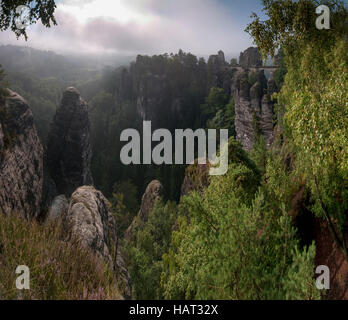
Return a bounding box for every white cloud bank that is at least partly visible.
[0,0,256,57]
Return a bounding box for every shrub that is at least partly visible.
[161,163,320,300]
[0,214,120,300]
[124,201,178,299]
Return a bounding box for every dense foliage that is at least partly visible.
[124,201,178,299]
[125,0,347,300]
[247,0,348,259]
[160,138,320,300]
[0,0,56,38]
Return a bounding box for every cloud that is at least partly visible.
[0,0,258,57]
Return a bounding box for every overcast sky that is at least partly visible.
[0,0,264,58]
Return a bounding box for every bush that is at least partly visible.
[161,163,320,300]
[124,201,178,299]
[0,214,120,300]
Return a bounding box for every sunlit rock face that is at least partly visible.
[0,90,44,219]
[66,186,132,299]
[47,87,93,197]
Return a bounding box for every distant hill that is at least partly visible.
[0,44,134,81]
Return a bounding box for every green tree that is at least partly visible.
[111,180,140,236]
[161,162,320,300]
[201,87,228,124]
[0,0,56,39]
[207,98,236,137]
[230,58,238,66]
[247,0,348,259]
[125,201,178,299]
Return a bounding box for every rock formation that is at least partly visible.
[125,180,163,241]
[46,194,69,222]
[65,186,131,299]
[47,87,93,197]
[138,180,163,222]
[231,48,276,150]
[206,48,276,151]
[0,88,132,298]
[208,50,232,96]
[0,90,43,218]
[239,47,263,68]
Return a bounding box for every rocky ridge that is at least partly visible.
[0,90,43,219]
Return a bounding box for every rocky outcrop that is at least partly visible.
[65,186,131,299]
[239,47,263,68]
[125,180,163,241]
[231,48,276,150]
[0,90,43,218]
[47,87,93,197]
[260,81,276,148]
[0,123,4,159]
[208,50,232,96]
[208,50,226,68]
[138,180,163,222]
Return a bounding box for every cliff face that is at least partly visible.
[0,90,43,219]
[207,47,276,151]
[47,87,93,197]
[239,47,263,68]
[232,68,276,150]
[232,48,276,151]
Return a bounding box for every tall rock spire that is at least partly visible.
[47,87,93,196]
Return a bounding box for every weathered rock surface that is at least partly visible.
[206,48,276,151]
[66,186,131,299]
[47,87,93,197]
[315,219,348,299]
[239,47,263,68]
[138,180,163,222]
[46,194,69,222]
[208,50,232,96]
[0,90,43,218]
[125,180,163,241]
[231,48,276,150]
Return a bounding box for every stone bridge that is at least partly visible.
[230,65,279,80]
